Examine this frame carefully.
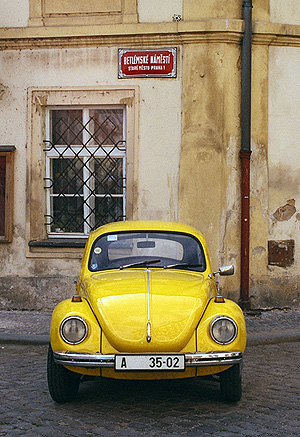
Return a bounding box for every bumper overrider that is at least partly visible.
[53,351,243,368]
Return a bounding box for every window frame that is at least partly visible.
[0,146,15,243]
[27,87,138,258]
[45,106,127,238]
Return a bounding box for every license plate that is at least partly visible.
[115,354,185,371]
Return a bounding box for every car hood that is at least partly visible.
[83,269,212,352]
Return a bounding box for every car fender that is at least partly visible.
[196,298,247,353]
[50,298,101,354]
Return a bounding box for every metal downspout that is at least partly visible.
[239,0,252,310]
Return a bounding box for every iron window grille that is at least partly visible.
[44,107,126,237]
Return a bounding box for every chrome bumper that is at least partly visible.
[53,351,243,368]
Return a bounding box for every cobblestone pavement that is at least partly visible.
[0,342,299,436]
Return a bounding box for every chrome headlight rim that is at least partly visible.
[60,315,88,345]
[210,315,238,345]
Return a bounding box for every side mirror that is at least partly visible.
[208,265,234,279]
[217,264,234,276]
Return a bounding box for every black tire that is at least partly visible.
[219,363,242,403]
[47,344,81,403]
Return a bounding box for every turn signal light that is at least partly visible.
[71,295,82,302]
[214,296,225,303]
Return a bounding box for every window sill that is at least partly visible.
[29,239,87,249]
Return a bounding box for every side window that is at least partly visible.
[0,146,15,243]
[45,108,126,237]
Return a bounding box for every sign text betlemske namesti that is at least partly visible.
[118,48,177,78]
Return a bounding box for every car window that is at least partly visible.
[89,231,206,272]
[108,235,183,261]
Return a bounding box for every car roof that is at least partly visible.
[89,220,205,241]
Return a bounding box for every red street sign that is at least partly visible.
[118,48,177,78]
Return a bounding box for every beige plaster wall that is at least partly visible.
[268,46,300,300]
[270,0,300,25]
[135,75,182,221]
[269,46,300,203]
[44,0,122,15]
[247,45,270,307]
[269,46,300,236]
[183,0,268,22]
[183,0,241,20]
[0,0,29,28]
[179,42,241,290]
[138,0,183,23]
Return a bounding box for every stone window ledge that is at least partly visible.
[29,239,87,249]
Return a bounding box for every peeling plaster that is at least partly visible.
[252,246,266,256]
[273,199,296,221]
[0,82,11,103]
[0,83,7,99]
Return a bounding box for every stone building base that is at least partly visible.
[0,276,78,311]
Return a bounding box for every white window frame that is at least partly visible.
[45,106,127,238]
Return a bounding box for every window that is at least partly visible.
[45,108,126,237]
[0,146,15,243]
[27,88,137,257]
[89,231,206,272]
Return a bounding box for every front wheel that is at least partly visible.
[47,344,81,403]
[219,363,242,403]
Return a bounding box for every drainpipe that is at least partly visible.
[239,0,252,310]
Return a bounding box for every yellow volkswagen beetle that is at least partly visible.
[47,221,246,403]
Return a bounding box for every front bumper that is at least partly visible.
[53,351,243,368]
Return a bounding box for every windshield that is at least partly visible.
[88,231,206,272]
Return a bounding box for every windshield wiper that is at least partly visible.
[120,259,161,269]
[164,263,203,269]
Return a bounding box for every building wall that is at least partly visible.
[265,45,300,307]
[0,0,29,27]
[271,0,300,25]
[1,0,300,309]
[138,0,183,23]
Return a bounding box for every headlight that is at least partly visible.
[210,316,237,345]
[60,316,88,345]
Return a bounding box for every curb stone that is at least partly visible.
[0,333,50,345]
[246,329,300,346]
